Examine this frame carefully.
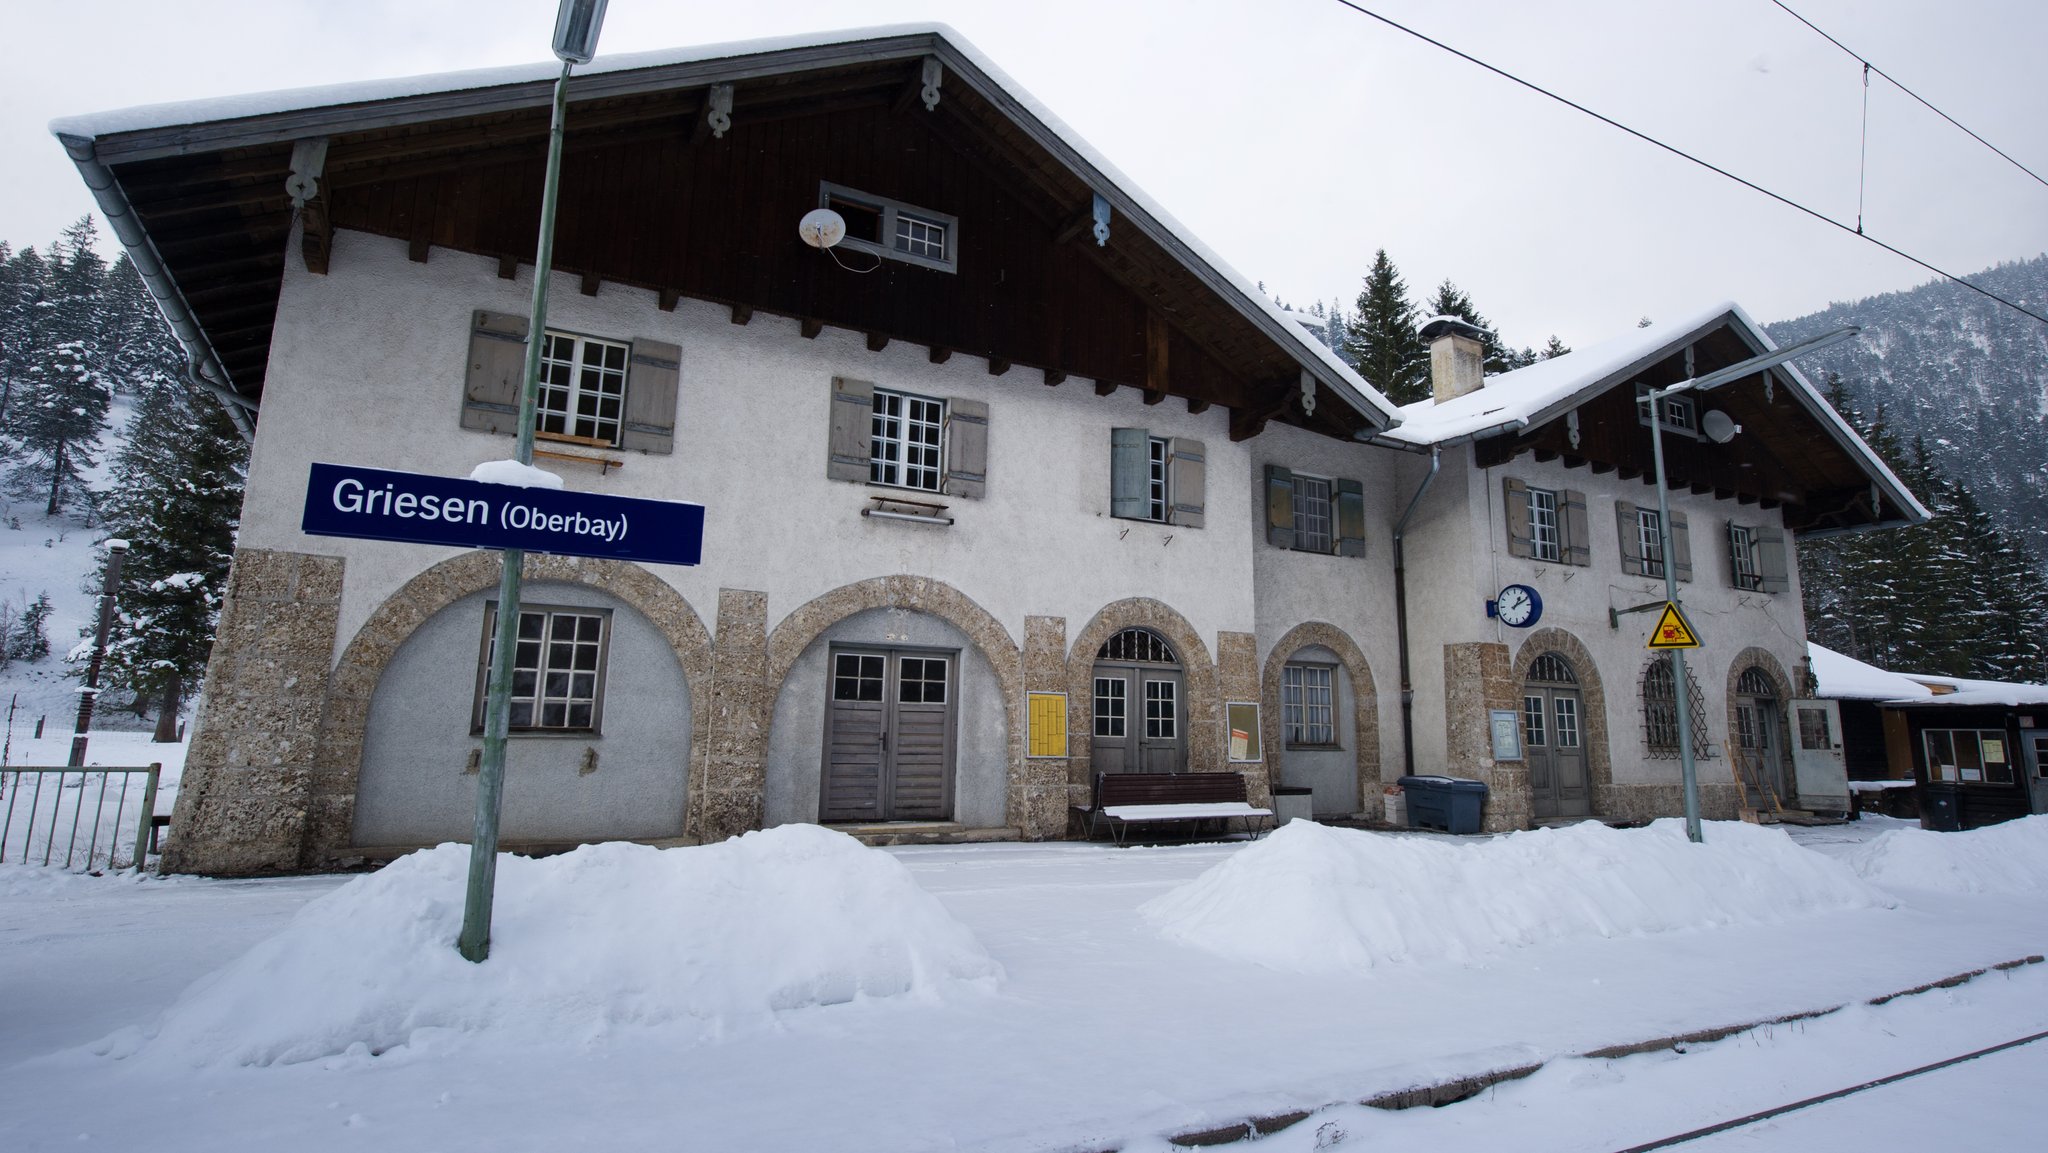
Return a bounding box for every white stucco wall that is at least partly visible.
[244,229,1260,664]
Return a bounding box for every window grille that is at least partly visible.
[870,389,945,491]
[537,331,629,445]
[1292,475,1334,554]
[1528,488,1561,562]
[1736,667,1776,697]
[1098,628,1176,664]
[1528,653,1577,684]
[1641,653,1713,759]
[1282,664,1336,745]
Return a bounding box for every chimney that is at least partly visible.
[1418,316,1489,404]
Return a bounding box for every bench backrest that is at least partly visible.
[1093,771,1250,808]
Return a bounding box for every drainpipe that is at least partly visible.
[56,132,257,442]
[1391,445,1442,778]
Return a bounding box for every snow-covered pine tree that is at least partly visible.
[7,592,52,662]
[8,341,112,515]
[0,242,52,434]
[93,365,247,740]
[1345,250,1428,405]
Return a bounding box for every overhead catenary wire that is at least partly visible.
[1324,0,2048,328]
[1770,0,2048,193]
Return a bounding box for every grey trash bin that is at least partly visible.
[1919,782,1962,832]
[1398,775,1488,834]
[1271,785,1313,826]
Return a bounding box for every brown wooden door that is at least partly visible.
[822,649,956,822]
[1092,664,1185,773]
[1524,686,1588,818]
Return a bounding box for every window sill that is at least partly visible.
[471,729,604,740]
[863,494,953,526]
[1285,743,1344,752]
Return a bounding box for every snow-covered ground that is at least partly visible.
[2,810,2043,1151]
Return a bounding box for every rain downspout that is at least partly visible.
[56,132,258,442]
[1391,444,1441,778]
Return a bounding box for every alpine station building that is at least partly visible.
[53,26,1926,874]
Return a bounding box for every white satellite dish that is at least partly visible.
[798,208,846,249]
[1702,409,1741,444]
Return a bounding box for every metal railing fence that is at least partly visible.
[0,765,162,873]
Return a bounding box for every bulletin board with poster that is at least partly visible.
[1226,702,1263,763]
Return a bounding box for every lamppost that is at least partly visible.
[459,0,609,964]
[1644,324,1860,844]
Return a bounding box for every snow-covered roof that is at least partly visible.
[1377,301,1929,524]
[1808,643,1934,702]
[1898,673,2048,709]
[53,24,1400,431]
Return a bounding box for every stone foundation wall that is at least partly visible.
[1442,641,1528,832]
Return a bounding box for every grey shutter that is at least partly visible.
[1110,428,1149,518]
[1335,478,1367,557]
[462,310,528,435]
[1615,500,1642,575]
[1757,525,1790,593]
[944,398,988,499]
[1265,464,1295,549]
[828,377,875,483]
[1503,477,1533,558]
[621,338,679,454]
[1167,437,1205,528]
[1562,489,1591,566]
[1671,510,1693,582]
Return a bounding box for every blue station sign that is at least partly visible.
[301,462,703,566]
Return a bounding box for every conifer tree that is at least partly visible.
[1422,279,1538,373]
[1344,250,1429,405]
[8,341,112,514]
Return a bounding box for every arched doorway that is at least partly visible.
[1523,652,1589,818]
[1092,627,1185,773]
[1733,666,1790,804]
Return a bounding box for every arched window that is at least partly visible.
[1642,654,1712,759]
[1736,667,1775,697]
[1098,628,1176,664]
[1528,653,1577,685]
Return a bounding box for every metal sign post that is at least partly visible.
[458,0,608,964]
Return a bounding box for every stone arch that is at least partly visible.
[1725,645,1796,780]
[1260,622,1381,813]
[1510,627,1613,815]
[763,575,1023,826]
[1065,598,1222,791]
[306,552,714,865]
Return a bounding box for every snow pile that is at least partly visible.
[1141,819,1890,973]
[112,826,999,1067]
[1840,815,2048,894]
[468,459,564,489]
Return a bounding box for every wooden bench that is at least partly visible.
[1073,771,1275,846]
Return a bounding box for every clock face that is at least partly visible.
[1496,584,1541,627]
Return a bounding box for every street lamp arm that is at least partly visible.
[1655,326,1861,397]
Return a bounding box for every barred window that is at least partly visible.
[1642,654,1712,759]
[1098,628,1176,664]
[1282,664,1336,746]
[477,604,610,733]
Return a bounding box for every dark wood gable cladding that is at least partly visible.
[1470,318,1903,534]
[94,48,1368,442]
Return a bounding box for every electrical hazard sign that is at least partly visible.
[1646,602,1702,650]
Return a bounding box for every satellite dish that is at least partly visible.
[798,208,846,249]
[1702,409,1741,444]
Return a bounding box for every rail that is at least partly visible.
[0,764,163,873]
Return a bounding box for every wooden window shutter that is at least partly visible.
[1757,525,1790,593]
[1265,464,1295,549]
[828,377,875,482]
[1615,500,1642,575]
[1335,478,1367,557]
[1503,476,1533,558]
[462,310,529,435]
[1110,428,1149,518]
[1562,489,1591,566]
[1671,510,1693,582]
[943,398,988,499]
[620,338,680,454]
[1168,437,1205,528]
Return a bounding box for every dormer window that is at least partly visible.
[820,182,958,273]
[1636,388,1698,437]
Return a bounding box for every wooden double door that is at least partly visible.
[821,647,956,823]
[1524,654,1589,818]
[1091,663,1186,773]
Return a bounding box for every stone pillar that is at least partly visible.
[164,549,343,875]
[1215,630,1270,804]
[1442,641,1529,833]
[1019,615,1070,840]
[695,588,769,842]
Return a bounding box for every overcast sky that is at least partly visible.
[8,0,2046,349]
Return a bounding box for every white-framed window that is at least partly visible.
[1528,487,1561,562]
[1146,436,1170,522]
[1924,729,2014,784]
[1282,663,1337,746]
[820,182,958,273]
[1522,695,1547,748]
[1637,508,1667,578]
[1729,524,1762,590]
[537,331,630,446]
[1292,475,1334,554]
[476,603,610,733]
[1094,677,1127,738]
[1144,679,1179,739]
[1636,390,1698,436]
[870,388,945,491]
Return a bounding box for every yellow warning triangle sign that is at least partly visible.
[1646,601,1702,650]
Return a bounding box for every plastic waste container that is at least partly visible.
[1270,785,1313,826]
[1919,782,1962,832]
[1398,775,1489,834]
